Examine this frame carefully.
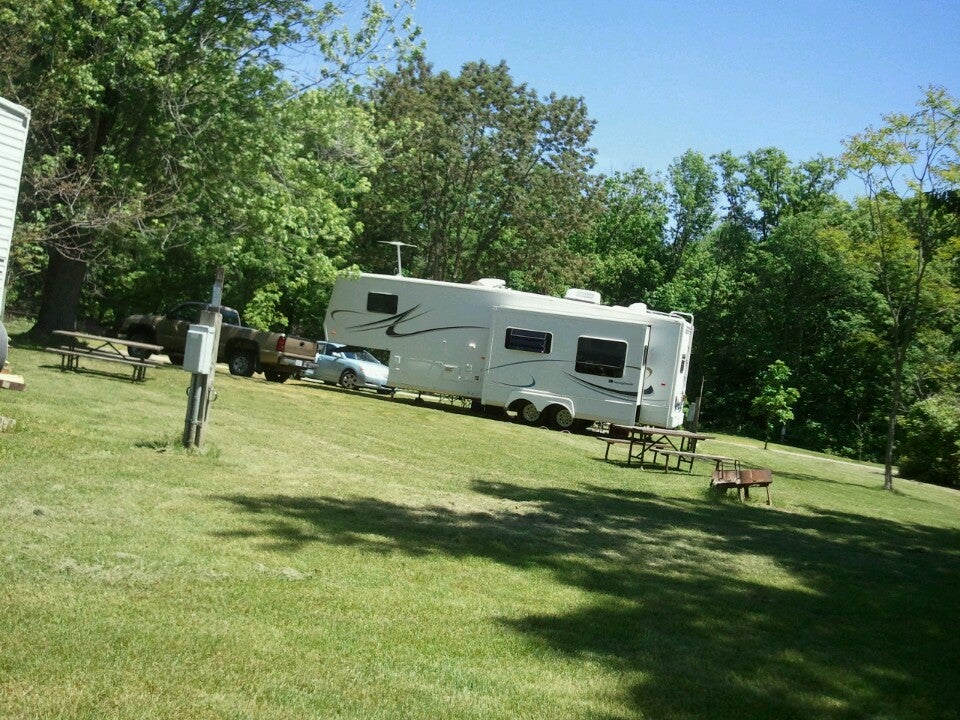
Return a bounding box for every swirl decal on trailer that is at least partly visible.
[330,305,484,338]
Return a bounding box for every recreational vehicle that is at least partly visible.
[324,274,694,431]
[0,97,31,367]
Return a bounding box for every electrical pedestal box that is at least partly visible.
[183,324,216,374]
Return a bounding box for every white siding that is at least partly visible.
[0,97,30,317]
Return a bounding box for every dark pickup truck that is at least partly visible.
[120,301,317,382]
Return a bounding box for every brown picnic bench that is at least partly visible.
[710,468,773,504]
[46,330,164,382]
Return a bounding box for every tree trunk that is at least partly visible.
[883,349,906,491]
[28,248,87,340]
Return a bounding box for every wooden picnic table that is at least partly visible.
[599,424,716,468]
[46,330,165,382]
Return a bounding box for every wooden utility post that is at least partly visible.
[182,268,224,449]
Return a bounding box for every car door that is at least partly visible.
[314,343,341,382]
[156,303,201,349]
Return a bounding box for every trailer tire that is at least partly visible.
[228,348,256,377]
[548,405,576,431]
[264,370,288,383]
[518,401,541,426]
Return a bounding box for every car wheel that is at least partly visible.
[228,348,256,377]
[518,401,541,426]
[548,405,576,431]
[339,370,360,389]
[264,370,288,383]
[126,329,154,359]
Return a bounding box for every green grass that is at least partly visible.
[2,320,959,720]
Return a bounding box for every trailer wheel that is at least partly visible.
[518,401,541,426]
[548,406,576,431]
[228,348,256,377]
[264,370,288,383]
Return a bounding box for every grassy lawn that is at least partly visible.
[2,321,959,720]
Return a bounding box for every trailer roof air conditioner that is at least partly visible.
[472,278,507,288]
[564,288,602,304]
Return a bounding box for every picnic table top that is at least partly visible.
[612,424,714,441]
[52,330,163,352]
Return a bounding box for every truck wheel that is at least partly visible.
[228,349,256,377]
[518,401,541,426]
[126,329,154,359]
[548,406,576,431]
[338,370,360,389]
[264,370,288,383]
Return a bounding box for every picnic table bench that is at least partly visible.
[597,436,670,465]
[46,330,164,382]
[710,468,773,504]
[657,449,739,474]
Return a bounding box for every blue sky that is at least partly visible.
[408,0,960,181]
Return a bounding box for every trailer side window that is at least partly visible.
[576,337,627,377]
[367,292,398,314]
[505,328,552,354]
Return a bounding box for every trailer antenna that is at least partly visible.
[378,240,417,276]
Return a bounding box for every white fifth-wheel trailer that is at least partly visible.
[324,273,694,431]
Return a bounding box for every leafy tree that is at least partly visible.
[0,0,417,336]
[665,150,718,279]
[841,86,960,490]
[898,392,960,487]
[582,168,667,306]
[358,58,600,291]
[712,148,842,241]
[751,360,800,449]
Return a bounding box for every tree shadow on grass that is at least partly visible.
[212,482,960,720]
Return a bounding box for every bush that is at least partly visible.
[898,393,960,487]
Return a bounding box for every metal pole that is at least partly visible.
[691,376,705,432]
[182,270,225,449]
[182,372,204,448]
[190,309,222,448]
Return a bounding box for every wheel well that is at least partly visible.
[507,399,533,413]
[545,403,571,418]
[225,339,258,353]
[545,403,576,428]
[225,340,260,368]
[127,324,155,341]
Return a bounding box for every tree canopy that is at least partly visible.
[0,0,418,336]
[355,58,599,293]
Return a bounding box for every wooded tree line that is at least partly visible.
[1,1,957,487]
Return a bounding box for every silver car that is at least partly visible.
[305,341,391,392]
